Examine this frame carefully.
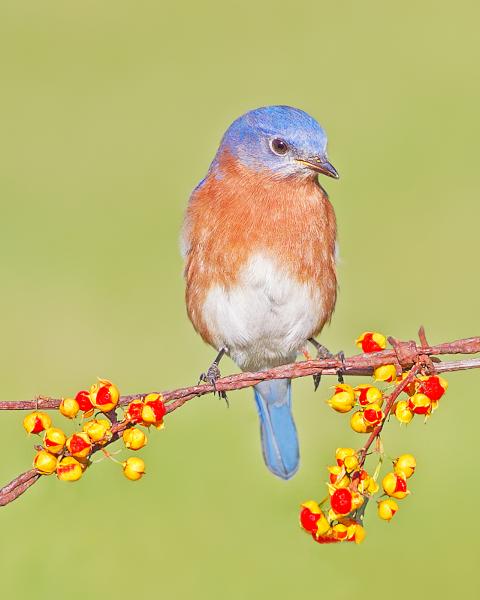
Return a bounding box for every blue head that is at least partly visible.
[213,105,338,179]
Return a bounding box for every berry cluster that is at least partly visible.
[394,373,448,423]
[23,379,167,483]
[301,331,448,545]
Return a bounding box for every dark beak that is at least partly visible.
[297,158,339,179]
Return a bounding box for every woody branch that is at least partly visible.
[1,328,479,508]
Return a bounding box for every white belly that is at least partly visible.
[201,253,325,371]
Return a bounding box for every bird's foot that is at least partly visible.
[198,348,228,405]
[308,339,346,390]
[336,351,346,385]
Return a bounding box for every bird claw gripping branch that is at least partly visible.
[198,347,228,403]
[308,339,345,389]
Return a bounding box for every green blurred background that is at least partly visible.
[0,1,478,598]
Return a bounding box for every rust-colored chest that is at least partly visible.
[182,157,338,346]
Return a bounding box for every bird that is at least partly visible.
[181,105,339,480]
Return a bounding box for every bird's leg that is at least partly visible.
[308,338,345,390]
[336,351,346,385]
[199,347,228,403]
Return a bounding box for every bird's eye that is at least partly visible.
[270,138,289,156]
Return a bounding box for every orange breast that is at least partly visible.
[182,151,338,348]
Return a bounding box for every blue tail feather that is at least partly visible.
[254,379,299,480]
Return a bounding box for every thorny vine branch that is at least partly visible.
[1,328,479,509]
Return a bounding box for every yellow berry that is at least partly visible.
[350,411,371,433]
[33,449,58,475]
[123,457,146,481]
[335,447,356,464]
[43,427,67,454]
[59,397,80,419]
[373,364,397,382]
[378,498,399,521]
[82,418,112,444]
[382,472,409,499]
[122,427,147,450]
[352,523,366,544]
[327,385,356,413]
[394,454,416,479]
[394,400,414,424]
[343,454,359,473]
[57,457,84,482]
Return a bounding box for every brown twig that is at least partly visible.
[1,331,479,508]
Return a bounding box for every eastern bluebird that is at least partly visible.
[181,106,339,479]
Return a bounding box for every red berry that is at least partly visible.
[418,376,445,401]
[361,333,383,353]
[76,390,93,412]
[31,416,45,434]
[357,388,369,404]
[126,401,144,424]
[69,434,91,455]
[330,488,353,515]
[311,532,339,544]
[145,398,166,421]
[95,386,112,406]
[300,508,320,533]
[394,475,407,493]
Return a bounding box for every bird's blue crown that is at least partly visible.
[212,105,332,178]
